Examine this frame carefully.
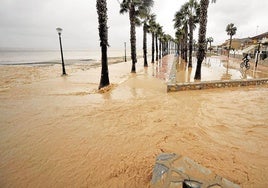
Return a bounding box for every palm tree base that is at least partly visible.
[131,63,136,73]
[98,83,110,90]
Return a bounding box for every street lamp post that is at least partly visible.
[56,27,67,75]
[241,43,244,50]
[255,41,261,68]
[124,42,127,62]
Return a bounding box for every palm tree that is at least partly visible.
[207,36,213,54]
[96,0,110,89]
[186,0,199,67]
[148,14,156,63]
[174,10,183,58]
[162,34,168,56]
[141,13,154,67]
[175,29,184,57]
[142,18,149,67]
[194,0,216,80]
[226,23,237,58]
[155,23,162,61]
[120,0,154,73]
[174,0,199,66]
[166,34,172,55]
[158,29,164,59]
[174,5,188,62]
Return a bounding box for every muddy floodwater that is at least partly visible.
[0,56,268,187]
[175,56,268,83]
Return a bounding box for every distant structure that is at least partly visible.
[217,31,268,61]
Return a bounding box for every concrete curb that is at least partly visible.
[167,78,268,92]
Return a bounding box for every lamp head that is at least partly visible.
[56,27,63,35]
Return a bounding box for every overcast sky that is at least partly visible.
[0,0,267,50]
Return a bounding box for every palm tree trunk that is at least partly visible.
[184,25,188,62]
[167,41,170,54]
[189,17,193,67]
[151,32,155,63]
[155,34,158,61]
[99,45,109,89]
[180,39,183,58]
[96,0,109,89]
[177,43,180,55]
[194,0,209,80]
[228,35,232,58]
[129,4,137,73]
[159,39,162,59]
[143,23,148,67]
[161,41,165,57]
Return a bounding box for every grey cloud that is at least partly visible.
[0,0,267,49]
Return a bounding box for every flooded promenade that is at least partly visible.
[0,55,267,187]
[167,55,268,91]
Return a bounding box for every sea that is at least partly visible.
[0,48,130,65]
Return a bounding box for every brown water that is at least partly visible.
[175,56,268,83]
[0,57,268,187]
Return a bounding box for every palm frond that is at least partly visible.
[135,17,142,26]
[119,0,129,14]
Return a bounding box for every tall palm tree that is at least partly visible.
[162,34,168,56]
[158,29,164,59]
[183,22,188,61]
[166,34,172,55]
[120,0,154,73]
[155,23,162,61]
[148,14,156,63]
[174,5,188,61]
[175,29,184,57]
[174,10,183,58]
[140,11,154,67]
[186,0,199,67]
[96,0,109,89]
[174,1,199,66]
[142,20,149,67]
[194,0,216,80]
[226,23,237,58]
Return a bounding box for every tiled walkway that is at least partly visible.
[151,153,240,188]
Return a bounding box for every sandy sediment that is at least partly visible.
[0,56,268,187]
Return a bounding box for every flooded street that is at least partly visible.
[175,56,268,83]
[0,56,268,187]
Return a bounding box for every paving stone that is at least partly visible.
[151,153,240,188]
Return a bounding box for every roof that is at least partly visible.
[251,32,268,40]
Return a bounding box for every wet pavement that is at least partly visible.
[163,55,268,91]
[151,153,240,188]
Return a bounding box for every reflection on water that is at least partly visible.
[152,56,172,81]
[176,59,192,83]
[240,69,249,79]
[221,62,232,80]
[175,57,268,83]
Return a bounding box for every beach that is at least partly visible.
[0,55,268,187]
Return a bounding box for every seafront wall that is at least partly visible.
[167,78,268,92]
